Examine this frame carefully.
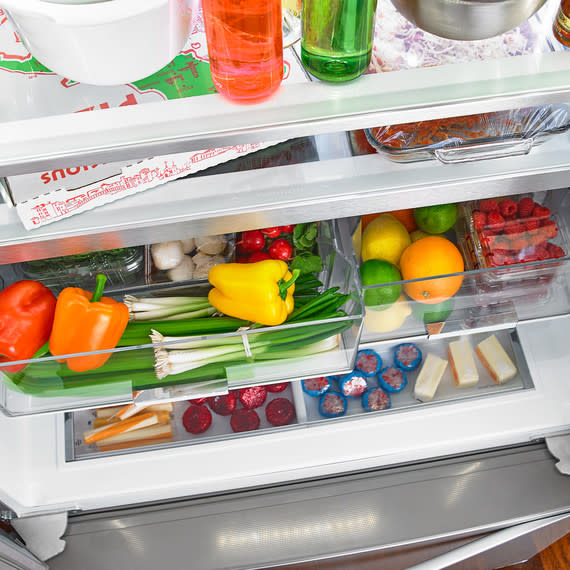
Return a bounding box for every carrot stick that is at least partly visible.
[84,412,158,444]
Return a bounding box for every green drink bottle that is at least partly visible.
[301,0,378,82]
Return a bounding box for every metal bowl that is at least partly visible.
[390,0,548,41]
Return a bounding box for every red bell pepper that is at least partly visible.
[0,280,57,373]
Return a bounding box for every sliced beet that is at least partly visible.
[265,398,295,426]
[182,404,212,434]
[209,392,237,416]
[265,382,288,393]
[230,408,260,433]
[238,386,267,409]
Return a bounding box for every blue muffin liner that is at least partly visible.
[338,372,369,398]
[354,349,382,377]
[302,377,333,397]
[362,387,391,412]
[393,343,422,371]
[318,391,347,418]
[377,366,407,393]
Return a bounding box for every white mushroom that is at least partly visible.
[193,255,225,279]
[167,255,195,282]
[195,234,226,255]
[180,238,196,254]
[151,241,184,270]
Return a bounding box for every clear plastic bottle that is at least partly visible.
[553,0,570,48]
[202,0,284,103]
[301,0,378,82]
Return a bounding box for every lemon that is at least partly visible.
[361,214,411,266]
[363,294,412,333]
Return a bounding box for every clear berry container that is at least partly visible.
[458,192,569,289]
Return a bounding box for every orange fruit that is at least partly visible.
[400,236,464,304]
[387,209,418,233]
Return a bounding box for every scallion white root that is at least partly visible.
[124,294,214,321]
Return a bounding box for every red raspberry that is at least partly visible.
[518,197,535,218]
[509,237,529,251]
[534,246,550,260]
[528,234,546,247]
[472,211,487,231]
[518,250,537,263]
[481,233,499,249]
[499,198,518,217]
[487,211,505,232]
[532,205,551,221]
[490,251,509,266]
[503,220,524,236]
[524,218,540,232]
[479,198,499,213]
[540,219,558,239]
[546,243,566,259]
[491,237,510,253]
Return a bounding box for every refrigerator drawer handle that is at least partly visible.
[406,512,570,570]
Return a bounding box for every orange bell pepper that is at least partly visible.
[49,274,129,372]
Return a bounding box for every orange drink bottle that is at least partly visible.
[202,0,284,103]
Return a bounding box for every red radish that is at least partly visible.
[239,230,265,253]
[248,251,272,263]
[261,227,282,238]
[268,238,293,260]
[280,224,296,233]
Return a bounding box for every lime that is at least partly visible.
[411,298,454,324]
[361,214,411,266]
[360,259,402,307]
[414,203,458,234]
[410,229,432,242]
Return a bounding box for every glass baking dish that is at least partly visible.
[362,105,570,164]
[0,221,363,416]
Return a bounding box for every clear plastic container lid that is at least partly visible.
[364,105,570,163]
[458,192,569,284]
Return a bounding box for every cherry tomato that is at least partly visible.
[268,238,293,261]
[236,255,249,263]
[248,251,272,263]
[280,224,296,233]
[261,227,282,238]
[239,230,265,253]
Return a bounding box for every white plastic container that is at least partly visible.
[0,0,197,85]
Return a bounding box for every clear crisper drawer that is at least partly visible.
[0,223,363,416]
[66,327,533,461]
[335,189,570,344]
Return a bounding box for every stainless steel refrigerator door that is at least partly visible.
[48,443,570,570]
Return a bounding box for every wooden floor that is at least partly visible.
[503,533,570,570]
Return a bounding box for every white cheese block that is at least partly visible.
[414,353,448,402]
[447,338,479,388]
[475,334,517,384]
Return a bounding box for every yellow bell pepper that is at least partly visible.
[208,260,299,326]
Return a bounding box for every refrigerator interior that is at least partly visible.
[0,4,568,565]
